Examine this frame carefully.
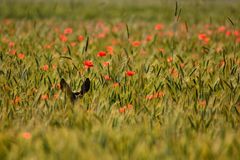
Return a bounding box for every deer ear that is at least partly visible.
[80,78,90,95]
[60,78,67,90]
[60,78,73,97]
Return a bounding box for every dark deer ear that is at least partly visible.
[60,78,67,90]
[80,78,90,95]
[60,78,73,98]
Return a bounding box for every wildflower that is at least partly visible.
[64,27,73,34]
[41,94,49,100]
[131,41,141,47]
[41,64,49,71]
[8,41,15,48]
[218,59,225,67]
[119,104,133,113]
[78,35,84,42]
[59,34,68,42]
[167,56,173,63]
[146,35,153,42]
[119,107,126,113]
[146,94,154,100]
[18,53,25,59]
[198,99,206,108]
[104,75,111,81]
[70,42,76,47]
[170,68,179,78]
[22,132,32,140]
[52,64,57,70]
[198,33,207,40]
[113,82,119,88]
[102,61,110,67]
[97,32,106,38]
[146,92,165,100]
[9,49,16,55]
[180,63,185,68]
[44,44,52,49]
[106,46,113,54]
[97,51,106,57]
[155,23,164,30]
[14,96,21,104]
[159,48,165,54]
[63,47,68,53]
[51,83,60,90]
[225,31,231,37]
[53,93,59,100]
[126,71,135,76]
[218,26,226,32]
[198,33,209,44]
[234,31,239,37]
[84,60,94,69]
[126,104,133,109]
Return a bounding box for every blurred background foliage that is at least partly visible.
[0,0,240,24]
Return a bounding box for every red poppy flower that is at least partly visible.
[234,31,239,37]
[78,35,84,42]
[198,33,209,44]
[113,82,119,88]
[146,92,165,100]
[51,64,56,70]
[97,32,106,38]
[198,99,206,108]
[119,104,133,113]
[8,41,15,48]
[13,96,21,104]
[106,46,113,54]
[44,44,52,49]
[218,26,226,32]
[198,33,207,40]
[158,48,165,54]
[167,56,173,63]
[41,94,49,100]
[104,75,111,81]
[9,49,16,55]
[59,34,68,42]
[64,27,73,34]
[84,60,94,68]
[41,64,49,71]
[18,53,25,59]
[225,31,231,37]
[146,35,153,42]
[155,23,164,30]
[126,71,135,76]
[70,42,76,47]
[126,104,133,109]
[97,51,106,57]
[119,107,126,113]
[102,61,110,67]
[22,132,32,140]
[131,41,141,47]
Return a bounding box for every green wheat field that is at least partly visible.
[0,0,240,159]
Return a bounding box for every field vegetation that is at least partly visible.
[0,0,240,159]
